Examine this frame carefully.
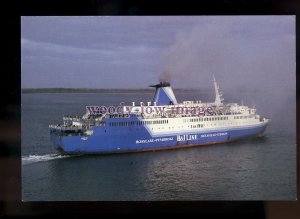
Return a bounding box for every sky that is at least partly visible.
[21,16,295,91]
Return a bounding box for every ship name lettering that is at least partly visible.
[177,134,197,142]
[200,132,228,138]
[136,137,173,144]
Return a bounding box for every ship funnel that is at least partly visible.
[149,82,178,106]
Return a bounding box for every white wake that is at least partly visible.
[22,153,74,165]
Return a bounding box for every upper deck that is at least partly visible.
[49,77,268,136]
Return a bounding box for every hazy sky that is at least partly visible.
[21,16,295,91]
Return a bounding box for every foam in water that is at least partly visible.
[22,154,74,165]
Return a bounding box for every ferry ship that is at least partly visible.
[49,76,269,154]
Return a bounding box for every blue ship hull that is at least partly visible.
[50,118,268,154]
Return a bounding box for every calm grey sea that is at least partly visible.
[21,90,296,201]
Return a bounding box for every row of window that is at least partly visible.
[105,120,253,132]
[109,120,169,127]
[195,124,204,128]
[187,115,255,123]
[138,120,169,125]
[107,115,254,127]
[187,116,229,123]
[234,115,254,119]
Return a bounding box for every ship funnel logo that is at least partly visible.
[149,82,178,106]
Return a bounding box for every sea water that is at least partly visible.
[21,90,296,201]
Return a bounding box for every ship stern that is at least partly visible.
[50,134,66,153]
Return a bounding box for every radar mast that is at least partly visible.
[213,75,224,106]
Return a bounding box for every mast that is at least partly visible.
[213,75,224,106]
